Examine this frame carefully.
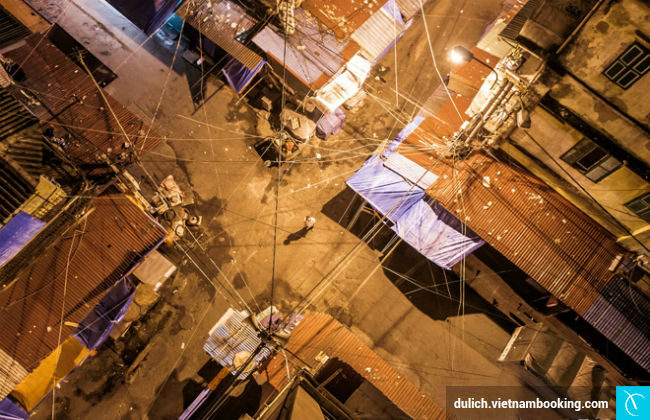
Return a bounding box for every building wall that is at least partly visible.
[500,0,650,251]
[556,0,650,165]
[508,107,650,251]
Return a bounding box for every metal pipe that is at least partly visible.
[462,78,508,140]
[480,89,518,147]
[464,80,512,145]
[556,0,607,54]
[483,80,513,121]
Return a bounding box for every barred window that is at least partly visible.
[603,42,650,89]
[560,138,622,182]
[626,193,650,223]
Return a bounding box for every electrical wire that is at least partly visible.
[524,130,650,254]
[50,225,81,420]
[196,17,262,315]
[284,140,459,320]
[4,1,527,415]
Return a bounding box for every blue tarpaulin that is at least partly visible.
[0,211,46,268]
[103,0,180,35]
[384,116,424,156]
[346,152,485,269]
[346,156,425,223]
[316,107,347,140]
[72,277,136,350]
[392,199,485,270]
[383,0,404,23]
[0,398,28,420]
[223,56,265,94]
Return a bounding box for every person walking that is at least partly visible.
[304,216,316,232]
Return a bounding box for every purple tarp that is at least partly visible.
[0,398,28,420]
[72,277,136,350]
[316,107,347,140]
[583,275,650,373]
[392,199,485,270]
[346,156,425,223]
[179,388,213,420]
[223,56,265,94]
[346,153,484,269]
[0,211,46,268]
[103,0,180,35]
[183,25,221,59]
[384,116,424,156]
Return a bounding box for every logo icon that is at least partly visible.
[618,387,650,419]
[625,390,645,416]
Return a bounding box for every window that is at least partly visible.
[560,138,622,182]
[626,193,650,223]
[603,42,650,89]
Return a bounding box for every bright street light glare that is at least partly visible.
[451,46,474,64]
[450,49,465,64]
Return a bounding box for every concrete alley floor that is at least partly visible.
[15,0,561,419]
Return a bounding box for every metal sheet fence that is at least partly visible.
[583,275,650,372]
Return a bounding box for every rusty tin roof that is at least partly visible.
[0,192,166,371]
[4,35,163,176]
[301,0,386,39]
[263,312,448,420]
[399,118,626,315]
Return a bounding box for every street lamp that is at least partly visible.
[450,46,499,88]
[450,46,473,64]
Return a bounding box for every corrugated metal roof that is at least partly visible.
[499,0,539,42]
[350,4,406,62]
[0,86,37,140]
[204,308,273,379]
[302,0,386,39]
[583,276,650,372]
[263,312,448,420]
[0,4,31,49]
[3,34,163,176]
[0,192,166,372]
[394,0,431,21]
[477,0,527,58]
[252,9,358,89]
[0,161,36,222]
[398,120,626,315]
[176,0,263,71]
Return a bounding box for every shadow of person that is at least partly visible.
[283,227,310,245]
